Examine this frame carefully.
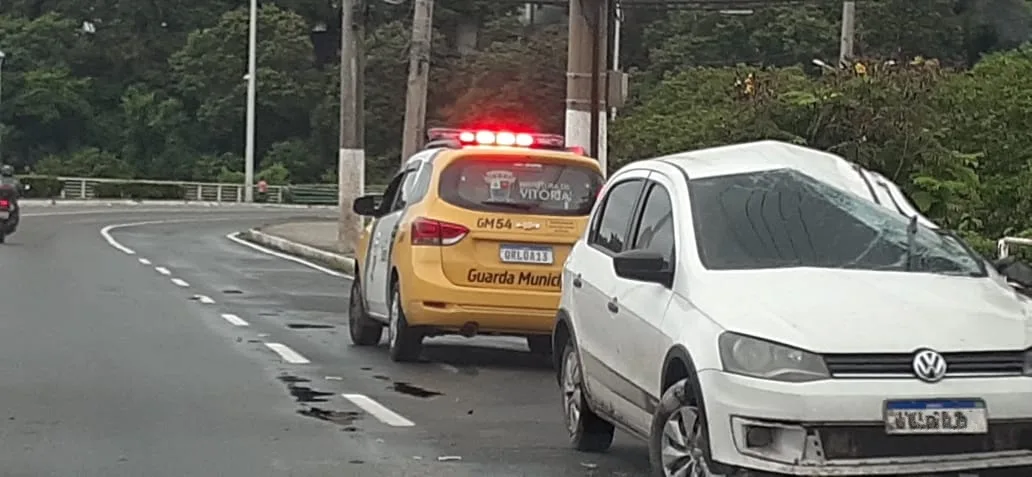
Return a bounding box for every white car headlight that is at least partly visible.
[718,332,830,382]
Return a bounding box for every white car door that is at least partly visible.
[364,171,410,316]
[571,171,649,419]
[609,177,678,430]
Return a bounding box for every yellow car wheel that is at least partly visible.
[387,281,423,362]
[348,279,383,346]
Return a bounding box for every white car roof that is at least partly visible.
[644,140,939,229]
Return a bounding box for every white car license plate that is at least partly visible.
[499,244,553,264]
[0,211,10,220]
[884,399,988,435]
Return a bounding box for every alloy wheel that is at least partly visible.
[388,290,400,349]
[562,348,583,436]
[660,406,711,477]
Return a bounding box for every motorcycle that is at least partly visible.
[0,183,27,243]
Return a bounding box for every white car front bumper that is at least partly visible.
[698,369,1032,475]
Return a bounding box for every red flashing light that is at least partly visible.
[427,128,564,149]
[411,217,469,246]
[0,199,10,210]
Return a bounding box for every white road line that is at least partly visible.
[220,313,249,326]
[100,222,142,254]
[138,258,151,265]
[171,278,190,287]
[438,363,460,374]
[226,232,351,278]
[155,267,171,276]
[342,394,415,427]
[195,295,215,304]
[263,343,310,364]
[100,217,278,256]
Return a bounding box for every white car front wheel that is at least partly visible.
[649,379,722,477]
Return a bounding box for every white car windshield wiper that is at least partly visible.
[905,215,918,271]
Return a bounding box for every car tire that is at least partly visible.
[648,378,721,477]
[387,280,423,362]
[348,279,383,346]
[559,338,615,452]
[527,335,552,355]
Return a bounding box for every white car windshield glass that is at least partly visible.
[689,168,984,275]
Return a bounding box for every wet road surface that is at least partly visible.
[1,206,649,476]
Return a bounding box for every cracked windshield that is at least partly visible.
[1,0,1031,475]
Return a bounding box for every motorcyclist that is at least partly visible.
[0,165,22,227]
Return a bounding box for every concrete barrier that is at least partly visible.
[240,228,356,275]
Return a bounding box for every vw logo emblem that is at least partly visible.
[912,349,948,383]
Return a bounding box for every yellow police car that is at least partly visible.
[348,128,605,362]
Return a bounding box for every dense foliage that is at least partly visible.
[3,0,1032,249]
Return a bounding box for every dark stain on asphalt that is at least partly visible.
[286,323,335,329]
[298,407,361,425]
[278,375,334,402]
[372,375,390,381]
[223,289,243,294]
[391,382,442,398]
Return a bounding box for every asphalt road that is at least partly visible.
[0,205,649,476]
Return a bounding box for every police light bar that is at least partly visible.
[427,128,569,150]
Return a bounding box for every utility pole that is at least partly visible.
[244,0,257,202]
[565,0,608,174]
[839,1,856,68]
[400,0,434,164]
[338,0,365,255]
[0,51,6,166]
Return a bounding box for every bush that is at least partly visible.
[92,182,186,200]
[19,176,63,198]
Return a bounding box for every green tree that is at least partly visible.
[169,5,320,176]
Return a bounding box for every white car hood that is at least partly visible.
[691,268,1032,353]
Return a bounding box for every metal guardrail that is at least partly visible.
[31,176,386,206]
[997,237,1032,259]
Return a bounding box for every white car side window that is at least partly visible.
[589,179,645,255]
[630,184,675,264]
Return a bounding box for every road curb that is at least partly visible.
[240,228,356,275]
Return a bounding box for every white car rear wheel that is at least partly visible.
[560,339,614,452]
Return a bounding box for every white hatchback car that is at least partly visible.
[552,140,1032,476]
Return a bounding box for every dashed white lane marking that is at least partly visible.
[171,278,190,287]
[226,232,351,278]
[195,295,215,304]
[155,267,171,275]
[138,258,151,265]
[342,394,415,427]
[264,343,310,364]
[220,313,249,326]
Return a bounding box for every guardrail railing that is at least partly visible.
[21,176,385,206]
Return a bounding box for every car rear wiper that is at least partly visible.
[480,200,533,210]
